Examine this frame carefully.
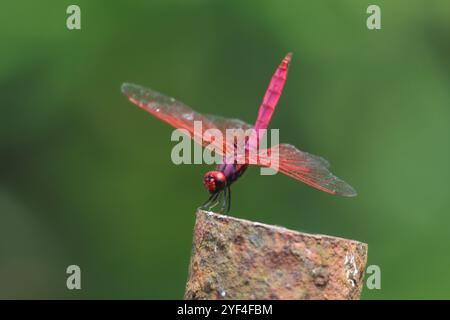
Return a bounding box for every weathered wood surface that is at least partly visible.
[185,210,368,300]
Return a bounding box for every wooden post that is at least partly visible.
[185,210,368,300]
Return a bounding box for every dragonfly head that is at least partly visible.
[203,171,227,193]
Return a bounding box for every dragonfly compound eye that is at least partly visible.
[203,171,227,193]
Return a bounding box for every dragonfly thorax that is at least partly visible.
[203,171,227,193]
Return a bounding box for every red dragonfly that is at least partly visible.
[121,53,356,213]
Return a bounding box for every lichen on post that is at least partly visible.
[185,210,368,300]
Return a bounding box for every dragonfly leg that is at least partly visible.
[201,192,215,207]
[226,186,231,213]
[200,192,220,211]
[209,191,224,212]
[220,187,228,213]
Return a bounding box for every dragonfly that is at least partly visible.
[121,53,356,213]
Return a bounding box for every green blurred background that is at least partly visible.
[1,0,449,299]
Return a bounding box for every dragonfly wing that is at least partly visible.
[203,114,255,162]
[257,143,357,196]
[202,114,253,133]
[122,83,252,155]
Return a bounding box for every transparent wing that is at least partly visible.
[202,114,253,133]
[122,83,252,155]
[257,143,357,196]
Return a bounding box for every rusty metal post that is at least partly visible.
[185,209,368,300]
